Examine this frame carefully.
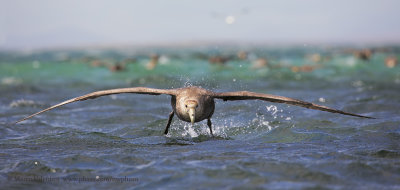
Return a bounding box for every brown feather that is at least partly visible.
[15,87,177,124]
[213,91,374,119]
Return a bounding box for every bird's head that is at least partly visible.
[184,100,198,124]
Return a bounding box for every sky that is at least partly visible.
[1,0,400,50]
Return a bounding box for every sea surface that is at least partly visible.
[0,46,399,189]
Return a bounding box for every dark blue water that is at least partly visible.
[1,46,399,189]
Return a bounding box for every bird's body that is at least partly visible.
[15,86,374,137]
[172,87,215,123]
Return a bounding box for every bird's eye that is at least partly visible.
[196,105,198,108]
[185,105,187,108]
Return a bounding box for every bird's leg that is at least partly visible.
[207,118,214,137]
[164,111,174,135]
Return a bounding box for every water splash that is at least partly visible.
[182,77,193,87]
[181,124,199,138]
[251,113,277,132]
[266,105,280,119]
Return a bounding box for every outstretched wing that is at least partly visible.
[15,87,177,124]
[213,91,374,119]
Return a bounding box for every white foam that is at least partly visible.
[9,99,38,108]
[135,161,156,169]
[1,77,22,85]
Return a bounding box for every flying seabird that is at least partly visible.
[15,86,374,136]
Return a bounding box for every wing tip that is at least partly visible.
[14,120,23,124]
[14,115,35,124]
[362,115,377,119]
[347,112,376,119]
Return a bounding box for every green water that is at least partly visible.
[0,46,399,189]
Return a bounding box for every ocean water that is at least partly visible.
[0,46,399,189]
